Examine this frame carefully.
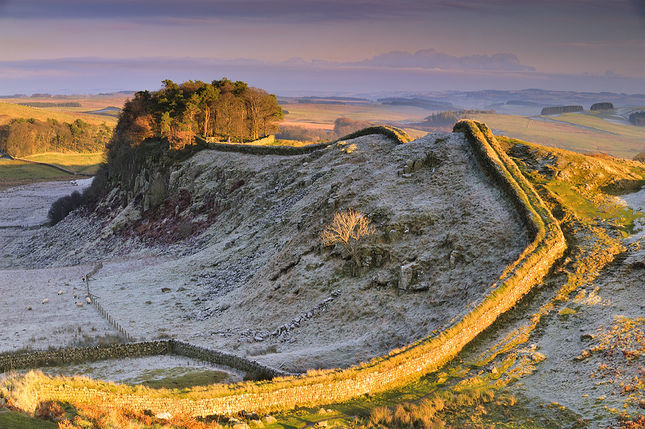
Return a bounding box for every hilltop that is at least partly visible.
[0,114,643,427]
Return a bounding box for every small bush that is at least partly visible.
[47,191,83,225]
[321,209,374,271]
[34,400,65,422]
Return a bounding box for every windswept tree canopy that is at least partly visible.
[105,79,283,192]
[112,78,283,152]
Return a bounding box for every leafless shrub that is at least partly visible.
[321,209,374,272]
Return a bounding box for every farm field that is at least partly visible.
[468,111,645,159]
[0,159,79,190]
[0,101,118,126]
[0,152,103,190]
[281,100,429,126]
[22,152,105,175]
[277,100,644,158]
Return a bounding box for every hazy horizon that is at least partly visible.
[1,0,644,95]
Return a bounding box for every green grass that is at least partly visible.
[0,411,57,429]
[23,152,105,175]
[132,369,232,390]
[0,159,76,190]
[0,151,103,190]
[500,136,645,235]
[470,112,645,159]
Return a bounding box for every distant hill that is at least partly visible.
[84,106,121,118]
[0,102,116,126]
[18,102,82,108]
[296,96,371,105]
[410,110,495,129]
[378,97,454,110]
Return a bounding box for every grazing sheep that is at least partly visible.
[57,290,63,295]
[85,297,92,304]
[75,302,83,307]
[42,298,49,304]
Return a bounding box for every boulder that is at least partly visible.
[262,415,277,424]
[399,261,424,290]
[146,172,168,209]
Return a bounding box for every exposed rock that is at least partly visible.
[399,261,421,290]
[146,172,168,209]
[262,416,277,424]
[107,202,141,233]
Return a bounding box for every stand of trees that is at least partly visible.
[0,118,111,157]
[416,110,494,128]
[115,79,283,151]
[629,111,645,126]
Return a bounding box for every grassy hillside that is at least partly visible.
[469,112,645,159]
[1,126,644,427]
[0,159,75,190]
[499,136,645,233]
[0,152,104,190]
[23,152,105,175]
[0,102,117,126]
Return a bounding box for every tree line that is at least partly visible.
[0,118,111,157]
[416,110,494,128]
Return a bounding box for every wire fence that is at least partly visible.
[84,263,136,342]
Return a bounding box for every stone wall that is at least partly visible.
[0,340,286,379]
[201,135,276,145]
[2,122,566,416]
[335,125,412,144]
[170,341,288,379]
[0,342,171,373]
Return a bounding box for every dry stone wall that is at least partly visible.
[0,340,286,379]
[3,122,566,416]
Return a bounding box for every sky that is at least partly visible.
[0,0,643,95]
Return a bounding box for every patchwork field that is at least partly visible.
[455,111,645,159]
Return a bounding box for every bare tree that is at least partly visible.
[321,209,374,271]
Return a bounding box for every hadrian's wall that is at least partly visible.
[193,125,412,156]
[1,122,567,416]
